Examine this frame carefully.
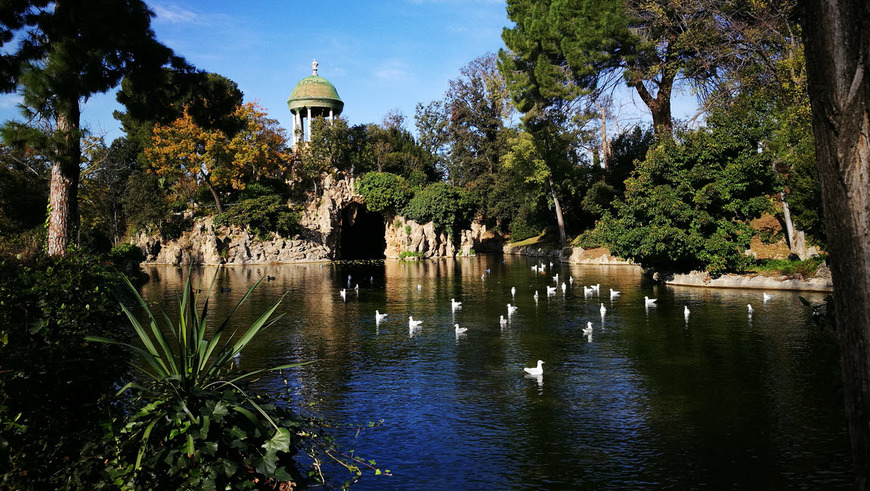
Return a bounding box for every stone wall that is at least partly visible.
[665,269,833,292]
[134,174,506,265]
[382,214,504,259]
[135,216,332,265]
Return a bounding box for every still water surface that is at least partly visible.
[141,256,850,489]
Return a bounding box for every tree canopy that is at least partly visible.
[600,103,776,273]
[145,102,290,214]
[0,0,175,255]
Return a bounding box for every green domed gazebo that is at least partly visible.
[287,59,344,147]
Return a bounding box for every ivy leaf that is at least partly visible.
[263,428,291,453]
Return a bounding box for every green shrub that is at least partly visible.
[599,109,776,274]
[398,250,425,260]
[0,254,132,488]
[357,172,413,213]
[749,255,828,277]
[109,242,146,275]
[401,183,476,234]
[509,206,542,243]
[214,195,300,240]
[573,227,608,249]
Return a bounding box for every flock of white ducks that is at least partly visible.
[336,264,777,379]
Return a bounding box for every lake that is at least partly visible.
[141,256,851,489]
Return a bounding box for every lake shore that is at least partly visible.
[503,242,833,293]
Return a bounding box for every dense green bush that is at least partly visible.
[214,194,300,239]
[401,182,476,235]
[509,206,542,243]
[356,172,413,213]
[0,254,132,488]
[600,111,775,274]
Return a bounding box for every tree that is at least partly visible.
[0,0,175,255]
[801,0,870,485]
[696,0,825,252]
[79,136,138,250]
[442,53,515,185]
[145,102,290,214]
[0,142,49,235]
[147,107,228,213]
[503,124,574,247]
[225,102,291,188]
[356,172,413,213]
[115,69,244,161]
[500,0,715,136]
[365,119,436,183]
[599,108,776,273]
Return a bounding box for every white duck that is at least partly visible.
[375,310,387,323]
[454,323,468,335]
[583,322,593,335]
[339,289,347,301]
[684,305,690,321]
[511,286,516,298]
[408,316,423,328]
[507,303,518,315]
[451,298,462,311]
[499,315,508,327]
[763,292,774,303]
[524,360,545,375]
[747,304,754,315]
[600,303,607,316]
[546,286,557,296]
[644,296,657,307]
[561,282,567,293]
[610,288,621,300]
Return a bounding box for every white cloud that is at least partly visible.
[374,61,412,83]
[148,1,198,24]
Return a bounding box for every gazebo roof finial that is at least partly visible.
[312,58,318,76]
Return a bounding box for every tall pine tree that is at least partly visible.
[1,0,175,255]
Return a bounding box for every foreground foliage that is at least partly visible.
[0,254,132,489]
[90,270,387,489]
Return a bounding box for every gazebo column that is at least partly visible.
[306,107,312,141]
[291,111,297,146]
[329,109,334,124]
[296,112,302,144]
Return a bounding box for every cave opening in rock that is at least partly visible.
[339,204,386,260]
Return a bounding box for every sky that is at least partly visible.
[0,0,698,142]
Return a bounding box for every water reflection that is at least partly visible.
[140,257,850,489]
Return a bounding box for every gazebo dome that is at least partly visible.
[287,62,344,114]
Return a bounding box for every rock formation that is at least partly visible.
[134,175,505,265]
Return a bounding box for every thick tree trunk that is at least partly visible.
[47,103,81,256]
[780,192,798,250]
[801,0,870,486]
[632,71,674,137]
[547,175,567,248]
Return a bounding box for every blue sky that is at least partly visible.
[0,0,698,142]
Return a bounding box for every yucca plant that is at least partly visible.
[87,268,315,490]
